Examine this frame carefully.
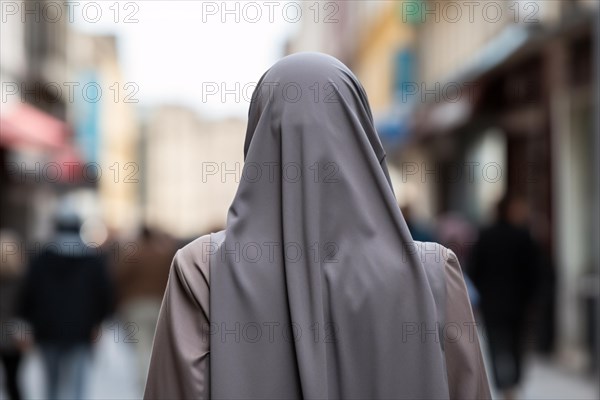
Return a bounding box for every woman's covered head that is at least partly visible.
[243,52,383,164]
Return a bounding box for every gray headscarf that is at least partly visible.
[210,52,449,399]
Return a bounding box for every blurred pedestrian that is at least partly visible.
[115,225,175,391]
[437,213,480,308]
[468,193,541,400]
[20,210,114,399]
[144,53,491,400]
[0,230,28,400]
[401,204,437,242]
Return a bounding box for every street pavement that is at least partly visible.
[1,322,598,400]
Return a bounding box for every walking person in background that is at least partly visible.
[468,193,542,400]
[0,230,28,400]
[20,209,114,400]
[401,204,437,242]
[436,213,481,309]
[115,225,175,393]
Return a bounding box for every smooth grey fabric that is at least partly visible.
[143,237,492,399]
[212,52,447,399]
[144,52,492,400]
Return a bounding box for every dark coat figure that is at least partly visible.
[468,195,541,399]
[0,230,27,400]
[20,213,114,399]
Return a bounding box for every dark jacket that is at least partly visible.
[468,221,540,320]
[20,244,113,346]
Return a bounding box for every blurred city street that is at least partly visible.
[517,357,598,400]
[4,320,141,400]
[1,1,599,399]
[2,332,598,400]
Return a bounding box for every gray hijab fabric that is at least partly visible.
[210,52,449,399]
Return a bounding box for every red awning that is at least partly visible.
[0,103,67,150]
[1,103,88,184]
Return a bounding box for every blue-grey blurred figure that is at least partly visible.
[20,210,114,399]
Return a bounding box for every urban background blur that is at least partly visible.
[1,1,598,399]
